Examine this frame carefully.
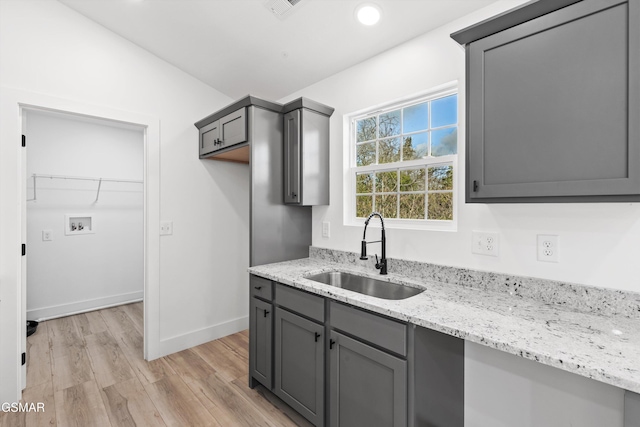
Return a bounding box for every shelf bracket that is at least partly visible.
[94,178,103,203]
[26,174,37,202]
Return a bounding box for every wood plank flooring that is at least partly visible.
[0,303,312,427]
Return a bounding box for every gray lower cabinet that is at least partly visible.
[453,0,640,202]
[328,301,464,427]
[249,275,274,389]
[626,391,640,427]
[328,330,407,427]
[274,307,324,426]
[249,297,272,389]
[248,276,464,427]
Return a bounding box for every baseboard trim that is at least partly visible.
[155,315,249,359]
[27,291,144,321]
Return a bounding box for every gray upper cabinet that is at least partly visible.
[198,107,247,157]
[453,0,639,202]
[199,120,220,157]
[219,107,247,148]
[283,110,302,204]
[196,96,284,161]
[283,98,334,206]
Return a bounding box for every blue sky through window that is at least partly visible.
[403,102,429,133]
[430,95,457,128]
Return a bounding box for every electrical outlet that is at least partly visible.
[42,230,52,241]
[160,221,173,236]
[537,234,558,262]
[322,221,330,238]
[472,231,499,257]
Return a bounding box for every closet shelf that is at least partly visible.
[28,173,143,202]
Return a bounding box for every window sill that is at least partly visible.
[344,217,457,232]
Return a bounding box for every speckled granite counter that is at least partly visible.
[248,248,640,394]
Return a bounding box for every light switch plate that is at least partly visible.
[322,221,330,238]
[160,221,173,236]
[42,230,52,241]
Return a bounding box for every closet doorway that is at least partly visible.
[23,108,145,383]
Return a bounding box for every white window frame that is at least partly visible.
[344,82,459,231]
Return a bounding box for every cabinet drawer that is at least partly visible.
[275,283,324,323]
[329,301,406,356]
[251,275,273,301]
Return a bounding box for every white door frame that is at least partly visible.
[0,87,161,403]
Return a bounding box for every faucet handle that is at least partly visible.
[375,254,380,270]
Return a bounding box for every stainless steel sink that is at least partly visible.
[305,271,423,300]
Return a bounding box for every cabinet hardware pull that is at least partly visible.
[329,339,335,349]
[292,192,297,198]
[254,286,262,290]
[315,332,321,342]
[473,180,479,192]
[264,310,270,318]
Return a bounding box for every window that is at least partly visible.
[347,85,458,228]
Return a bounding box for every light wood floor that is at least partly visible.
[0,303,312,427]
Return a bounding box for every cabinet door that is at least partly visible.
[467,0,640,202]
[283,109,301,204]
[199,120,219,156]
[219,107,247,148]
[249,297,272,389]
[274,307,324,426]
[329,330,407,427]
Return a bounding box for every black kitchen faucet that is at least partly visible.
[359,212,387,275]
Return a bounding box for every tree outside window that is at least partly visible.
[352,92,457,223]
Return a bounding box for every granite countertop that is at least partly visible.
[248,249,640,394]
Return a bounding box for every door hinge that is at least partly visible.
[473,180,479,192]
[22,243,26,256]
[21,352,26,366]
[22,135,26,147]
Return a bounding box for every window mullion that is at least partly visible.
[396,170,400,219]
[400,108,404,162]
[425,185,429,220]
[351,88,457,223]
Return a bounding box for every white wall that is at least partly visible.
[26,110,144,320]
[465,342,623,426]
[280,0,640,295]
[278,1,629,425]
[0,0,249,402]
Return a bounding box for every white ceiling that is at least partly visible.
[57,0,497,100]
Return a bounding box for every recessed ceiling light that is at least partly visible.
[356,4,381,26]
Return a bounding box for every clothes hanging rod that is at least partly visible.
[28,174,143,203]
[31,173,142,184]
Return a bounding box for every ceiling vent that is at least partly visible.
[264,0,303,19]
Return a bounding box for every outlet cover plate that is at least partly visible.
[537,234,558,262]
[472,231,499,257]
[160,221,173,236]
